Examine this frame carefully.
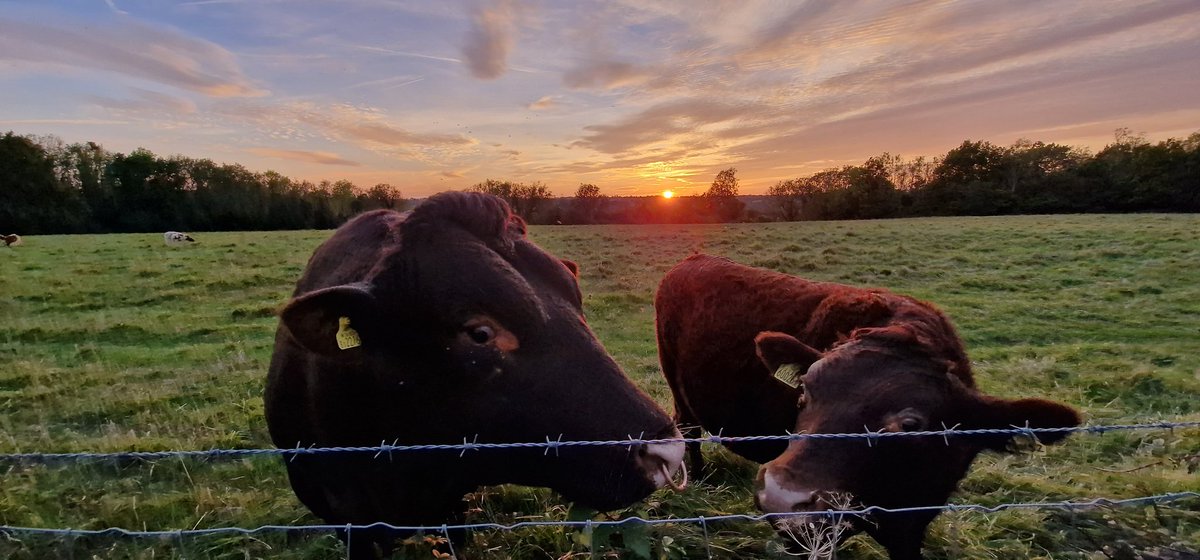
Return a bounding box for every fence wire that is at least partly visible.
[2,419,1196,558]
[1,492,1195,539]
[2,420,1197,463]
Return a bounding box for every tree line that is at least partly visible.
[456,129,1200,225]
[2,128,1197,234]
[0,133,403,234]
[762,129,1199,221]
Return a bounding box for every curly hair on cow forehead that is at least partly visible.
[400,191,527,252]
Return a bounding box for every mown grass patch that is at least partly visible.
[1,215,1198,559]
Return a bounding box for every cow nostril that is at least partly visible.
[636,427,686,491]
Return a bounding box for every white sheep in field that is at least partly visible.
[163,231,196,246]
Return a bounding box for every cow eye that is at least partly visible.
[899,416,925,432]
[467,325,495,344]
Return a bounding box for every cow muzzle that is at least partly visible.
[755,467,862,553]
[635,427,687,491]
[755,466,859,515]
[755,468,820,514]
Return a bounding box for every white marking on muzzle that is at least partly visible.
[757,470,816,513]
[642,436,685,491]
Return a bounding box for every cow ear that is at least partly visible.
[280,283,380,356]
[561,259,580,278]
[755,332,823,385]
[973,396,1082,452]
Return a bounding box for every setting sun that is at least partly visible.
[662,190,674,199]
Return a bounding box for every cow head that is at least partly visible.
[752,328,1080,558]
[279,192,683,512]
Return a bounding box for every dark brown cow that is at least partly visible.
[656,254,1080,559]
[267,192,683,559]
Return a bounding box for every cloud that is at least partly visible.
[103,0,128,16]
[0,16,265,97]
[527,95,558,110]
[178,0,290,5]
[349,45,463,65]
[247,148,361,166]
[734,0,846,64]
[344,75,427,92]
[576,99,765,154]
[216,101,477,155]
[461,0,518,79]
[0,118,129,126]
[816,1,1200,95]
[562,59,674,90]
[440,170,465,178]
[90,88,198,114]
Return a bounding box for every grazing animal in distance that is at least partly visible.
[2,234,21,247]
[655,254,1081,560]
[266,191,684,559]
[163,231,196,246]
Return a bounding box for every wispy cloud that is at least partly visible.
[90,88,198,114]
[527,95,558,110]
[345,75,426,91]
[0,118,129,126]
[349,45,463,65]
[178,0,288,6]
[216,100,476,154]
[103,0,128,16]
[576,99,765,155]
[0,17,265,97]
[461,0,518,79]
[247,147,361,166]
[563,59,674,91]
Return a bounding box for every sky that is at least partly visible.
[2,0,1199,197]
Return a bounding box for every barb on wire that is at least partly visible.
[0,493,1194,538]
[0,421,1196,463]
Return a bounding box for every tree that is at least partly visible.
[469,179,551,222]
[703,167,744,221]
[767,179,805,221]
[510,182,552,223]
[911,140,1010,215]
[842,157,900,219]
[569,183,606,224]
[469,178,516,201]
[0,132,87,233]
[878,153,937,192]
[362,183,404,210]
[706,167,739,198]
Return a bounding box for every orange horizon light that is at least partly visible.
[662,190,674,199]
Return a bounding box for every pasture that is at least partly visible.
[1,214,1198,559]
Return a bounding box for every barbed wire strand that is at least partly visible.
[0,492,1194,539]
[2,421,1196,463]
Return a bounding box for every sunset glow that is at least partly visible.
[1,2,1198,197]
[662,190,674,199]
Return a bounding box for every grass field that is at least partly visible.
[2,214,1199,559]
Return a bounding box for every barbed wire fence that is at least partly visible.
[1,420,1198,558]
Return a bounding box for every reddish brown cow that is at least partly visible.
[656,254,1081,559]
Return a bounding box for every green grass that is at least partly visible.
[1,215,1198,559]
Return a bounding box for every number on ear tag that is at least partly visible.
[774,363,803,389]
[336,316,362,350]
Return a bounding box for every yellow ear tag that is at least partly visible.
[335,316,362,350]
[774,363,803,389]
